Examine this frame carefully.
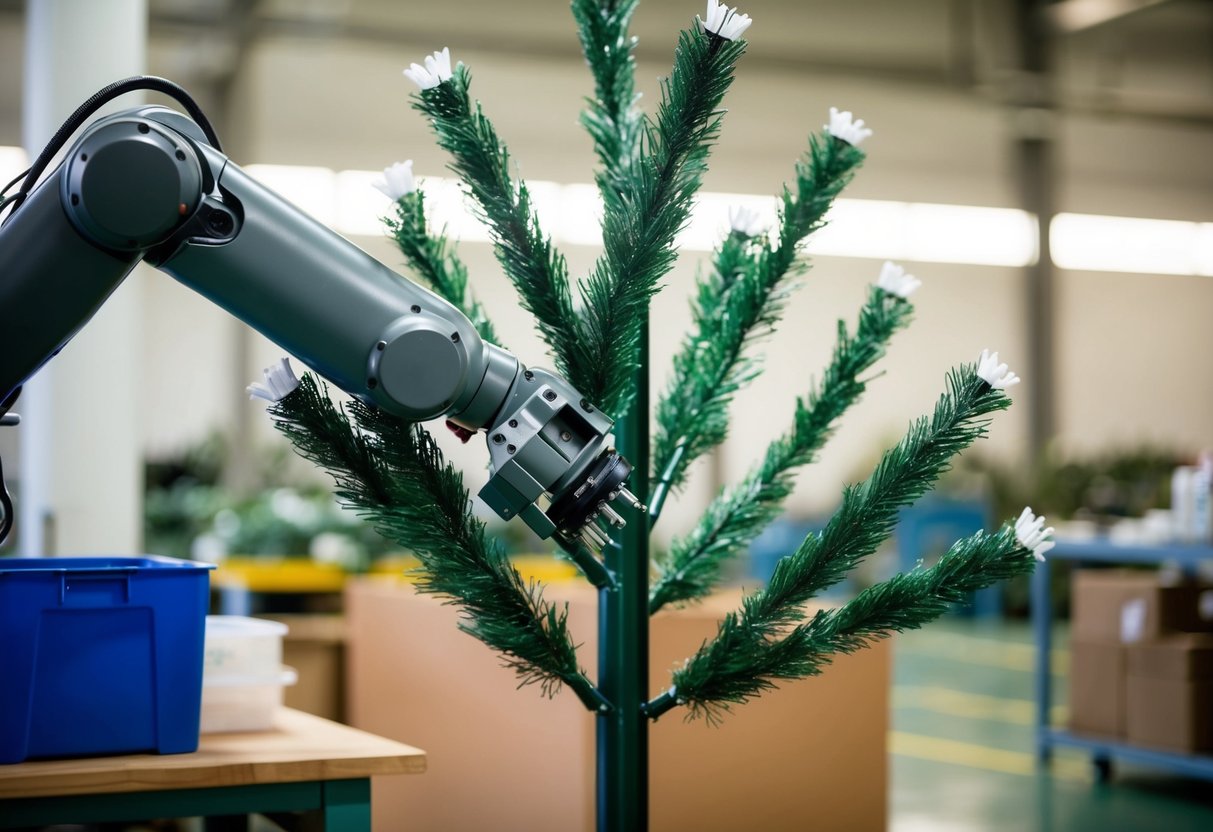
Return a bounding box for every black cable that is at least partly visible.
[0,453,11,545]
[0,386,15,545]
[1,167,30,197]
[6,76,222,215]
[0,387,19,420]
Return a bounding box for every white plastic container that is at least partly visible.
[201,616,295,733]
[204,615,288,678]
[200,667,298,734]
[1173,466,1196,543]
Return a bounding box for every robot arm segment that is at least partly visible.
[0,103,641,549]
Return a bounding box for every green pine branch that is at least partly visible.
[384,190,501,347]
[649,228,763,511]
[412,66,580,382]
[752,365,1010,624]
[650,131,867,505]
[650,284,914,613]
[770,132,866,287]
[572,0,642,178]
[574,25,748,416]
[668,523,1038,722]
[268,374,605,709]
[662,365,1012,710]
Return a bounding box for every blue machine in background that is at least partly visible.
[748,497,999,617]
[896,498,1000,618]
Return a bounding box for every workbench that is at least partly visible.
[0,707,426,830]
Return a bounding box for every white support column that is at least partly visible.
[19,0,148,556]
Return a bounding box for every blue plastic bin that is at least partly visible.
[0,555,215,764]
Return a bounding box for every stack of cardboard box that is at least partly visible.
[345,580,890,832]
[1070,570,1213,753]
[1126,634,1213,752]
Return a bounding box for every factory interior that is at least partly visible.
[1,0,1212,830]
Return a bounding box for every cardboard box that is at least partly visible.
[1127,633,1213,679]
[264,614,347,722]
[1126,634,1213,753]
[1069,640,1126,738]
[1071,570,1211,643]
[346,579,889,832]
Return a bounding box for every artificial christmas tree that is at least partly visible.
[249,2,1052,828]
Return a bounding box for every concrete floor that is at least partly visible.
[890,619,1213,831]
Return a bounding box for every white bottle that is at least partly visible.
[1173,466,1195,544]
[1194,454,1213,546]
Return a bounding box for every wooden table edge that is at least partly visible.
[0,709,426,800]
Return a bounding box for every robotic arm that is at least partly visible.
[0,95,639,552]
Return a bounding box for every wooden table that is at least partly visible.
[0,708,426,830]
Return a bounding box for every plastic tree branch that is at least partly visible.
[268,374,607,711]
[409,23,745,419]
[572,0,643,179]
[554,531,618,590]
[659,364,1013,715]
[648,227,763,519]
[651,522,1039,722]
[649,129,867,512]
[574,24,748,417]
[411,64,582,383]
[384,189,501,347]
[650,282,915,613]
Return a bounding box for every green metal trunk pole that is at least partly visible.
[597,317,651,832]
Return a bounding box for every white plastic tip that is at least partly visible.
[403,47,453,90]
[728,205,765,237]
[976,349,1021,390]
[247,357,300,404]
[373,160,417,201]
[825,106,873,146]
[876,261,921,299]
[1015,506,1055,562]
[702,0,752,40]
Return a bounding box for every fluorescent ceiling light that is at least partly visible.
[244,164,337,226]
[557,183,607,247]
[4,146,1200,277]
[1051,213,1213,277]
[331,170,1039,268]
[809,200,1038,267]
[1046,0,1168,33]
[334,169,384,237]
[1196,225,1213,277]
[903,203,1038,267]
[809,199,906,261]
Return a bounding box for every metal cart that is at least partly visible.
[1033,539,1213,781]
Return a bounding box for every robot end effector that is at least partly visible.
[0,96,642,551]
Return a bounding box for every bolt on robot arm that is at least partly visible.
[0,103,640,551]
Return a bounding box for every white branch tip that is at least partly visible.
[403,47,453,90]
[702,0,752,40]
[876,261,921,299]
[825,106,873,146]
[977,349,1021,390]
[247,357,300,404]
[1015,506,1055,562]
[373,160,417,201]
[728,205,765,237]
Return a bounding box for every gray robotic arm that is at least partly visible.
[0,100,639,551]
